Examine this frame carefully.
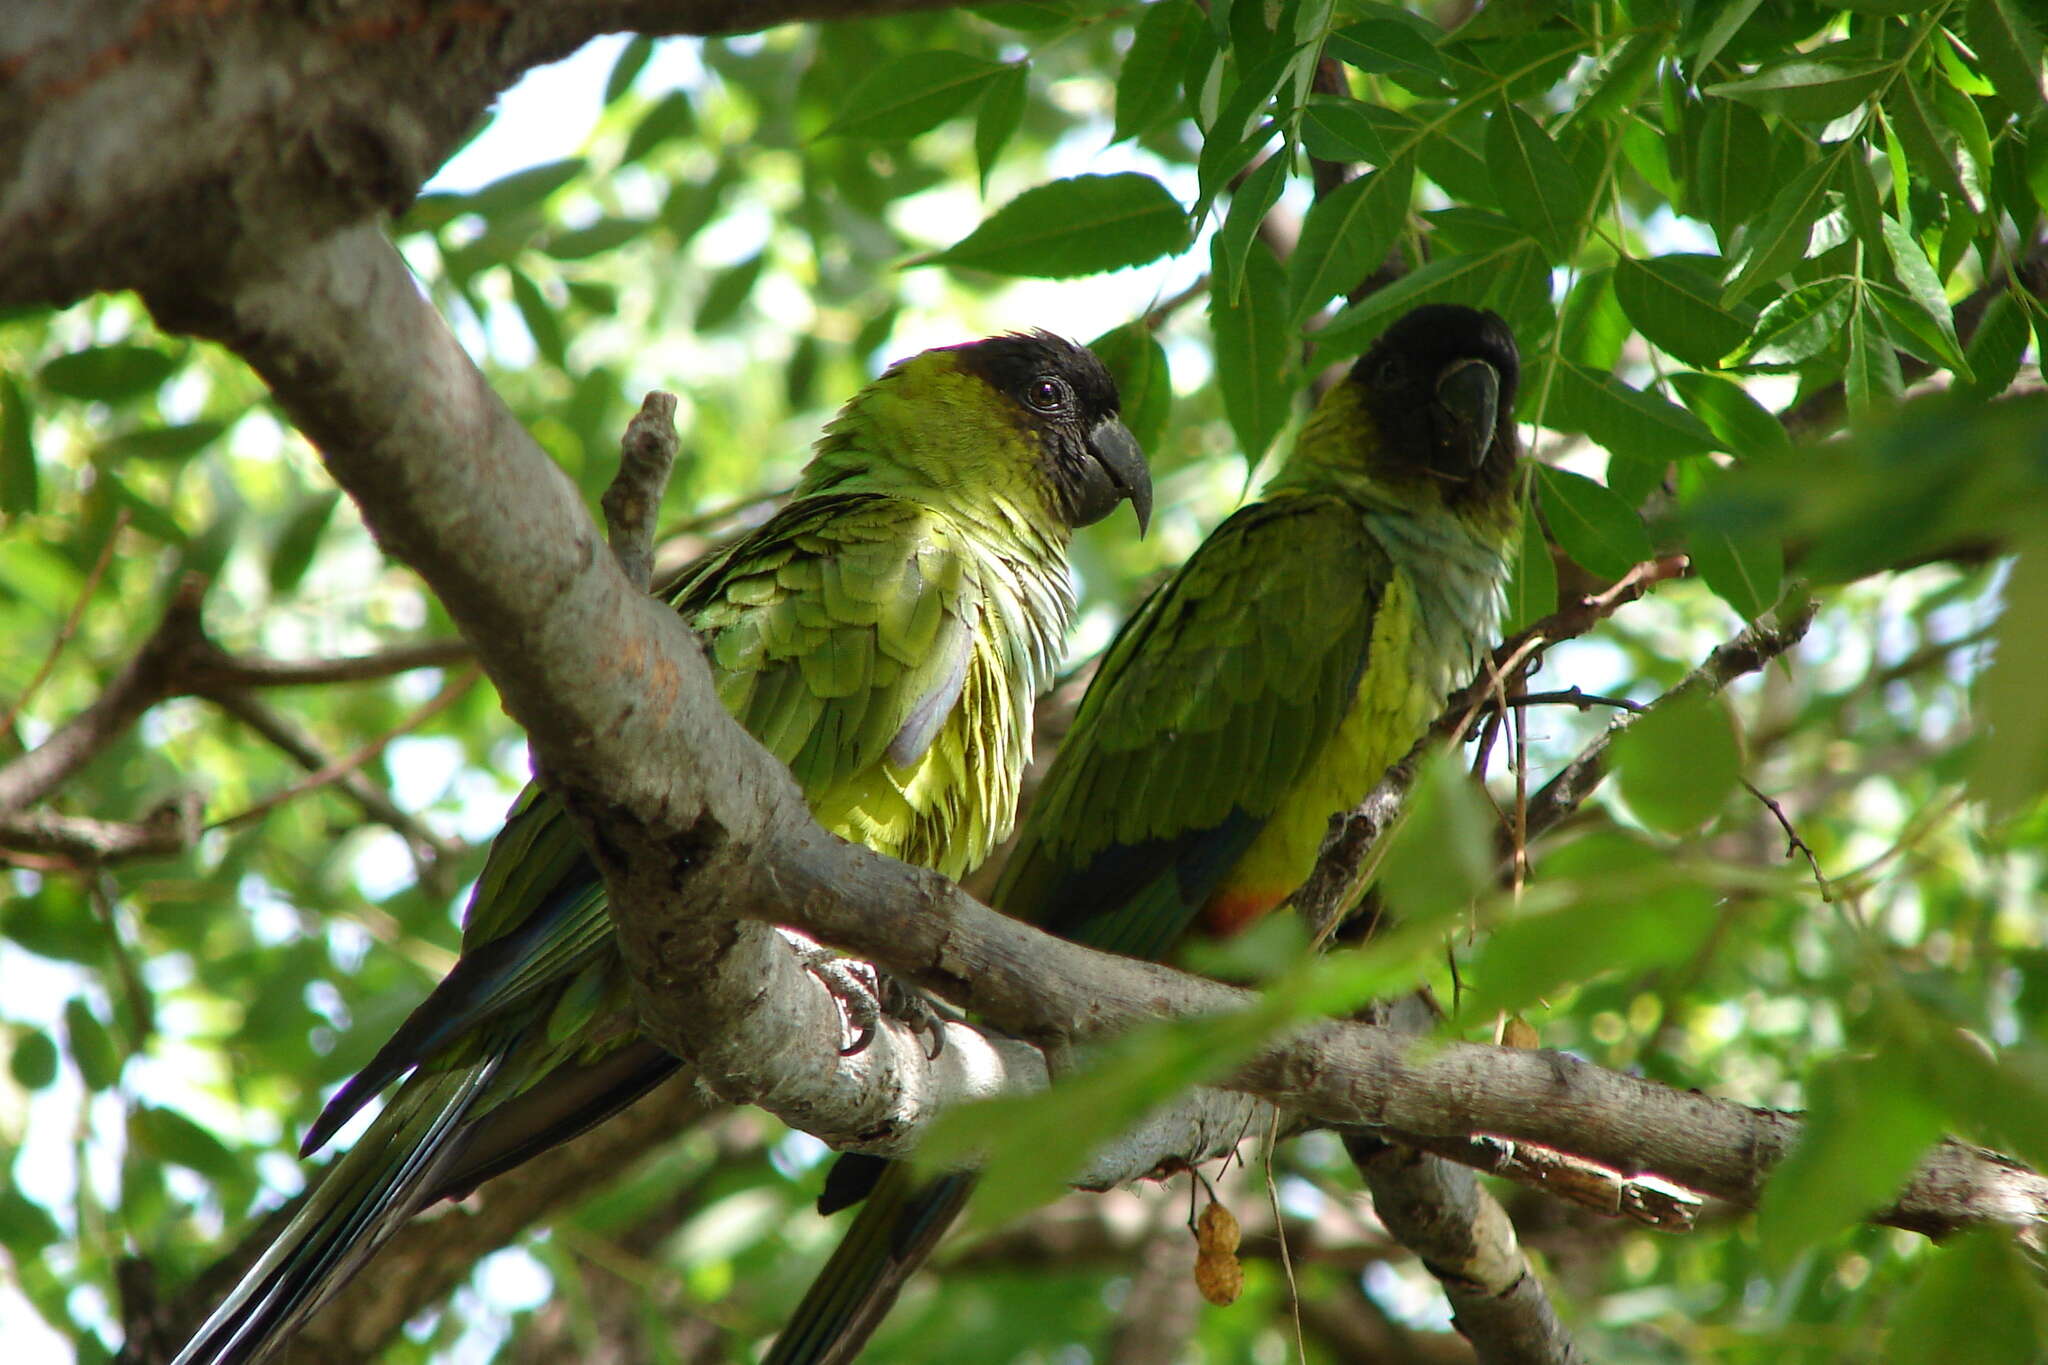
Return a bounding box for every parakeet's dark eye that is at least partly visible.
[1024,375,1072,413]
[1370,356,1403,390]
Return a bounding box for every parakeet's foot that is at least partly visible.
[787,938,946,1057]
[789,942,886,1054]
[875,968,946,1060]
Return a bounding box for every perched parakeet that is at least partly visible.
[769,304,1522,1364]
[173,332,1150,1365]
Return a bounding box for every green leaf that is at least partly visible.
[1969,0,2046,113]
[974,64,1029,191]
[1287,159,1412,325]
[1883,75,1977,208]
[507,268,566,369]
[0,1187,60,1253]
[1721,155,1836,306]
[1612,255,1750,368]
[1325,19,1451,95]
[1975,531,2048,814]
[1889,1232,2048,1365]
[1690,0,1764,70]
[465,159,583,218]
[604,35,654,104]
[1210,238,1294,465]
[1844,297,1903,412]
[1558,266,1629,370]
[8,1029,57,1091]
[269,491,342,595]
[1708,55,1890,122]
[64,997,121,1091]
[1690,98,1775,244]
[1757,1056,1946,1265]
[1684,467,1783,620]
[542,217,649,261]
[39,345,178,402]
[696,252,766,330]
[921,174,1188,277]
[1378,749,1495,918]
[1877,214,1965,371]
[1576,30,1666,124]
[1668,371,1791,462]
[1960,288,2033,399]
[1213,150,1289,306]
[621,90,696,166]
[1,376,38,517]
[134,1104,242,1182]
[1549,362,1718,464]
[100,422,227,464]
[1932,71,1995,213]
[1457,835,1719,1018]
[1086,323,1172,457]
[1115,0,1203,143]
[976,0,1076,31]
[1484,101,1586,262]
[1612,691,1742,835]
[1536,464,1651,581]
[823,51,1006,140]
[1315,242,1544,356]
[1502,503,1555,634]
[1301,96,1392,164]
[1738,278,1854,367]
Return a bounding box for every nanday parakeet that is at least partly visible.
[173,332,1150,1365]
[769,303,1523,1365]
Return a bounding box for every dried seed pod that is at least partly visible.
[1193,1200,1243,1305]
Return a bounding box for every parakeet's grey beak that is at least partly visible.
[1436,357,1501,473]
[1079,414,1152,534]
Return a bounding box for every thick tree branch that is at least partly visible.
[2,0,972,312]
[1351,1135,1586,1365]
[0,797,203,864]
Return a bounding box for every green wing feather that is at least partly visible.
[995,493,1389,957]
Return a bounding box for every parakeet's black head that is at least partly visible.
[1347,304,1520,507]
[951,330,1152,534]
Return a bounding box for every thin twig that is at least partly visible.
[1508,687,1644,713]
[206,666,484,834]
[203,687,457,877]
[0,506,129,743]
[1742,779,1833,900]
[182,638,471,689]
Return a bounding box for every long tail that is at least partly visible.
[171,1038,680,1365]
[171,1058,502,1365]
[765,1161,976,1365]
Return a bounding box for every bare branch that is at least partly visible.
[0,574,208,814]
[1350,1134,1587,1365]
[180,637,471,689]
[1429,1132,1707,1231]
[205,666,484,835]
[603,392,681,592]
[202,686,456,872]
[0,505,128,742]
[0,796,202,866]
